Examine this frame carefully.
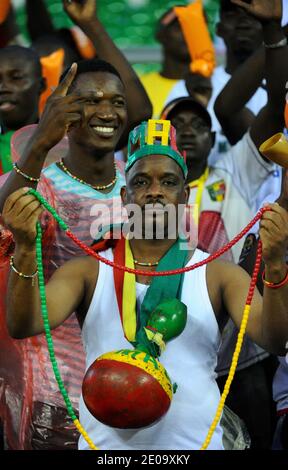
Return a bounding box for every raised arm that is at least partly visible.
[0,64,86,212]
[3,188,92,339]
[215,202,288,355]
[231,0,288,153]
[62,0,152,147]
[214,46,265,145]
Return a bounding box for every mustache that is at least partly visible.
[141,201,165,212]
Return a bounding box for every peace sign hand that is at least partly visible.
[231,0,282,23]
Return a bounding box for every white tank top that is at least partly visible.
[79,248,224,450]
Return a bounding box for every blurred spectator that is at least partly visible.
[166,0,268,163]
[0,45,45,175]
[27,0,152,147]
[25,0,86,69]
[140,6,191,118]
[0,2,20,47]
[185,72,212,108]
[0,0,152,176]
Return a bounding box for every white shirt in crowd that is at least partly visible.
[165,65,267,166]
[188,132,281,264]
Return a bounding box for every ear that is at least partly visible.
[121,185,127,205]
[184,184,190,204]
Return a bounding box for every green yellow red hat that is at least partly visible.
[125,119,188,178]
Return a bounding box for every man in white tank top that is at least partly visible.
[4,119,288,451]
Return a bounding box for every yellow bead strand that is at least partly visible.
[200,304,251,450]
[73,419,99,450]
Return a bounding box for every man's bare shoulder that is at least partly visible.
[55,255,99,282]
[207,258,250,290]
[207,258,245,277]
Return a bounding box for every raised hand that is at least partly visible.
[63,0,96,25]
[2,188,44,249]
[260,202,288,266]
[231,0,282,23]
[33,63,86,152]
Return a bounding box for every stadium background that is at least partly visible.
[11,0,221,73]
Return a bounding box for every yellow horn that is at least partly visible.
[259,133,288,168]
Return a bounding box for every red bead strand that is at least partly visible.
[66,207,268,277]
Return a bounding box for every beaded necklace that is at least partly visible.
[58,159,118,191]
[134,259,159,267]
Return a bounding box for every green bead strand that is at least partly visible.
[29,189,68,231]
[35,221,77,424]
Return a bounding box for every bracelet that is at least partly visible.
[264,37,287,49]
[262,267,288,289]
[12,163,40,183]
[10,255,38,286]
